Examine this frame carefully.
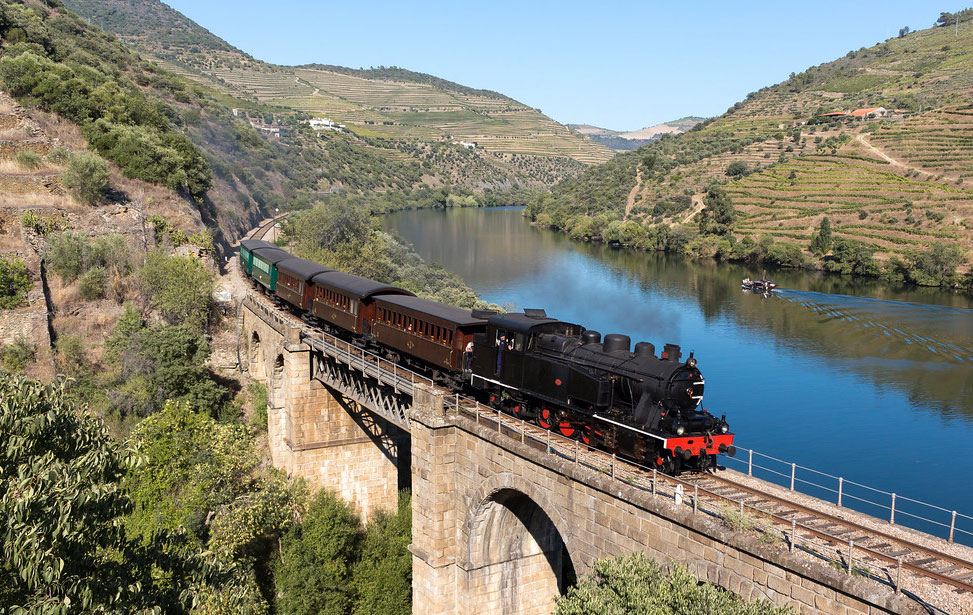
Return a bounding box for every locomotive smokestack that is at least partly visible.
[662,343,681,362]
[603,334,631,354]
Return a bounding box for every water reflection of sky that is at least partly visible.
[386,208,973,538]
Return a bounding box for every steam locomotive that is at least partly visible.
[240,239,736,474]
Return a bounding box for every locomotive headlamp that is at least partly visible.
[675,424,686,436]
[719,422,729,434]
[686,357,697,368]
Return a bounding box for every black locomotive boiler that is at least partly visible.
[469,311,735,473]
[239,243,735,474]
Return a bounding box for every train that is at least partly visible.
[239,238,736,474]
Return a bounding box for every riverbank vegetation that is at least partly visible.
[282,197,501,309]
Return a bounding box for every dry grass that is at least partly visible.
[0,158,59,174]
[0,127,29,140]
[29,109,86,149]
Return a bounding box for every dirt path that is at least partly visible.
[624,167,643,218]
[855,133,949,181]
[682,193,705,224]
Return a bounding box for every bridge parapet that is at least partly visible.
[410,385,923,615]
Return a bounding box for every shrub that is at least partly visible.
[60,151,110,205]
[0,335,35,372]
[0,255,31,309]
[78,266,107,300]
[249,380,268,431]
[46,231,131,284]
[275,490,361,615]
[103,304,229,419]
[45,146,70,164]
[726,161,749,177]
[13,150,42,169]
[140,250,214,332]
[555,552,793,615]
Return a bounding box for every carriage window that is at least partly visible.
[447,331,453,345]
[513,334,526,352]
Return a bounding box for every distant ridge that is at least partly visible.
[569,116,706,151]
[297,64,516,102]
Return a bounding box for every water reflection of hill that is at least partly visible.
[587,246,973,422]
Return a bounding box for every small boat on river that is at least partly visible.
[742,273,777,293]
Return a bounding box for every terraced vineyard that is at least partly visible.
[868,106,973,179]
[726,136,973,257]
[207,65,614,164]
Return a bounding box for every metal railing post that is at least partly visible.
[950,511,957,542]
[611,453,616,479]
[895,557,902,593]
[574,439,579,465]
[847,540,854,575]
[790,519,796,552]
[693,485,698,514]
[837,477,843,507]
[497,408,501,433]
[475,403,479,423]
[748,449,753,476]
[651,469,657,497]
[790,463,796,491]
[521,418,525,443]
[890,493,896,524]
[546,429,551,453]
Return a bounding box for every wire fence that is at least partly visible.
[722,447,972,546]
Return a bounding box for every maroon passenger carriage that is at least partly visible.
[308,271,412,335]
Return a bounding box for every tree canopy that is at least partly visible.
[0,375,198,614]
[555,552,794,615]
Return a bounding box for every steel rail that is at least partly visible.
[694,473,973,594]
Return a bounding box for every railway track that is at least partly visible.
[689,472,973,595]
[238,260,973,612]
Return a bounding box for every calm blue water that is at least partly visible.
[385,207,973,544]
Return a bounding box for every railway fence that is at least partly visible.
[724,448,972,546]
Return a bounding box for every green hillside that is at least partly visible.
[62,0,615,175]
[526,11,973,289]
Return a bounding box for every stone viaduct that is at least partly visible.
[239,295,921,615]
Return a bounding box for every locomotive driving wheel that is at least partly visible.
[537,407,555,430]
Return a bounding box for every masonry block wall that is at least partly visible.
[242,302,399,517]
[410,386,922,615]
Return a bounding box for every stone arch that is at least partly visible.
[249,330,265,379]
[273,353,285,390]
[465,473,577,615]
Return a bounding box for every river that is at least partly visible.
[384,207,973,543]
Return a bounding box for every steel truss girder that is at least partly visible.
[311,351,412,432]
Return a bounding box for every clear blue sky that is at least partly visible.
[164,0,965,131]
